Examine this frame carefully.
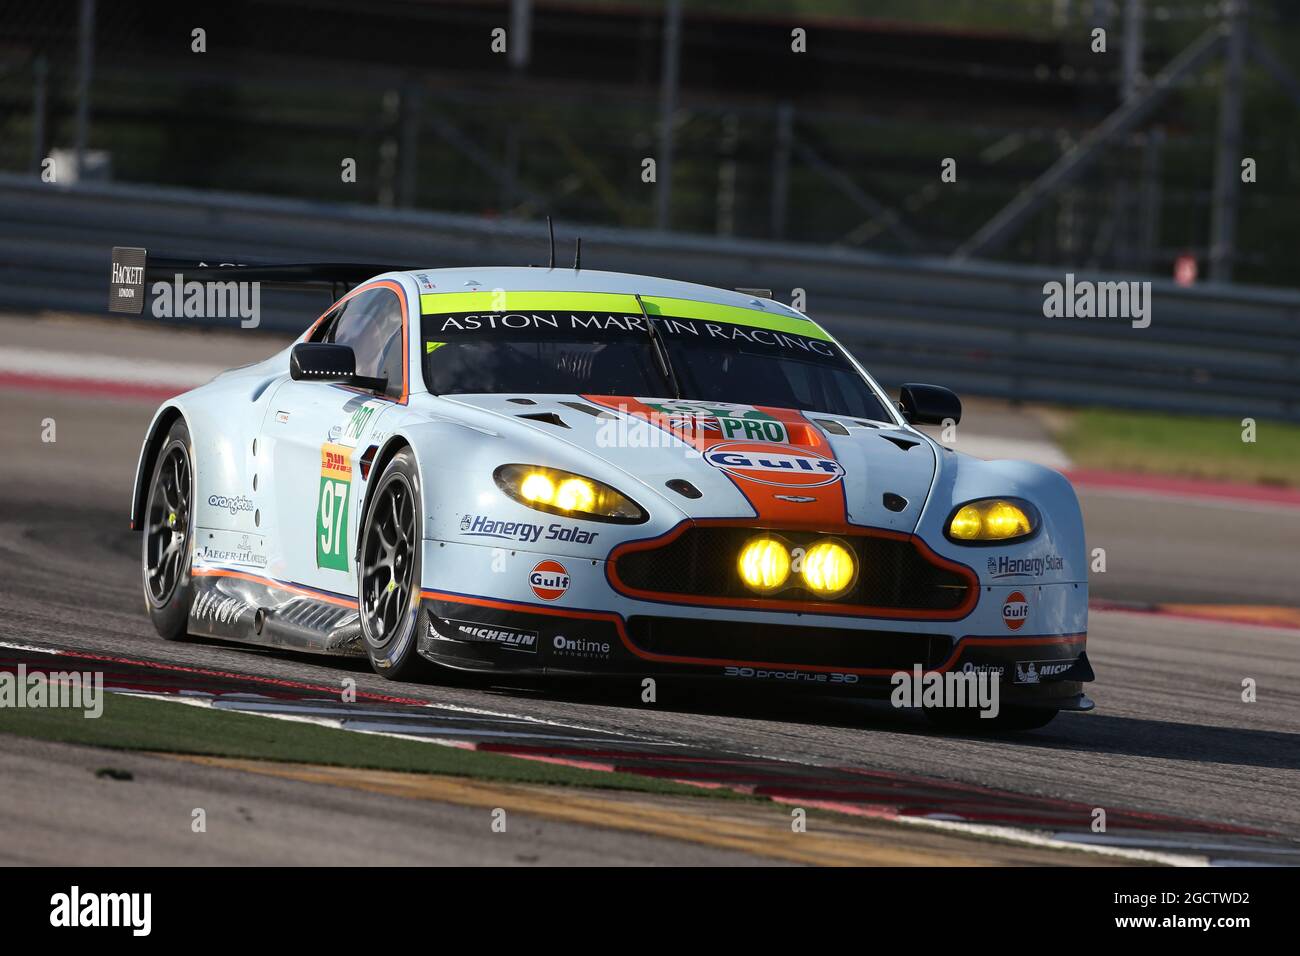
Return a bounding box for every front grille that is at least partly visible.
[627,616,953,671]
[611,525,972,614]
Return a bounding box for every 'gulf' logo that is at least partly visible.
[529,560,570,601]
[1002,591,1029,631]
[704,441,846,488]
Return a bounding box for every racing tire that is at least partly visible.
[357,448,430,681]
[142,419,196,640]
[923,705,1059,733]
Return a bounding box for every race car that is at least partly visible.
[119,247,1093,730]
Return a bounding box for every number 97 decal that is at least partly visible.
[317,443,352,571]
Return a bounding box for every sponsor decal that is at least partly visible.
[198,531,267,569]
[461,514,538,542]
[644,400,790,443]
[415,273,437,291]
[423,309,838,359]
[529,560,570,601]
[428,618,538,652]
[343,403,380,445]
[1014,659,1076,685]
[1002,590,1029,631]
[329,399,385,449]
[986,554,1064,579]
[108,246,147,315]
[458,515,599,545]
[723,666,858,684]
[704,441,845,488]
[666,415,722,432]
[207,493,253,516]
[551,634,611,660]
[316,443,352,571]
[961,662,1006,676]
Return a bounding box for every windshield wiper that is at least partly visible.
[634,293,682,399]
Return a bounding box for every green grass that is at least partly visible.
[0,693,741,800]
[1057,408,1300,488]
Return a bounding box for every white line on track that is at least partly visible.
[1,641,1233,866]
[0,640,67,654]
[131,690,1208,866]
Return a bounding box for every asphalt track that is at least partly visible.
[1,314,1298,865]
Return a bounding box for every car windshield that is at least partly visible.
[420,307,893,421]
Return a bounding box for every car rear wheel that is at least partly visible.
[142,419,195,640]
[358,449,429,680]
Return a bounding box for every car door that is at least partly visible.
[258,283,409,597]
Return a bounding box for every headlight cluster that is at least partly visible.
[495,464,647,523]
[946,498,1038,543]
[737,535,857,598]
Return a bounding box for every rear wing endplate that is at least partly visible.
[108,246,415,314]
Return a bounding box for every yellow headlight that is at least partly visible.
[947,499,1035,541]
[554,478,597,512]
[519,472,555,504]
[984,501,1032,538]
[495,464,647,523]
[800,539,856,597]
[737,536,791,593]
[948,504,985,540]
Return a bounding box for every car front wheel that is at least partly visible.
[357,448,428,680]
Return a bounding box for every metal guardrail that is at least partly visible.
[1,173,1297,421]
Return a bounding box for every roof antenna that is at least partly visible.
[546,216,555,270]
[573,237,582,271]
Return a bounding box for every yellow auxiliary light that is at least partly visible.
[947,498,1036,542]
[800,539,857,598]
[737,536,791,594]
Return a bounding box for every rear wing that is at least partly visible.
[108,246,416,315]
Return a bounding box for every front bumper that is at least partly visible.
[417,538,1092,708]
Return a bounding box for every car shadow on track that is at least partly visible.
[176,636,1300,772]
[453,674,1300,771]
[1009,713,1300,771]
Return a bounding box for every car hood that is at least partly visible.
[436,394,938,534]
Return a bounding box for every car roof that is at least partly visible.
[387,266,817,326]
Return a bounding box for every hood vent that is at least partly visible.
[516,412,569,429]
[879,432,920,451]
[666,479,702,499]
[559,401,617,420]
[814,418,850,436]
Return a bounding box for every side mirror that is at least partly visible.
[290,343,386,391]
[898,383,962,426]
